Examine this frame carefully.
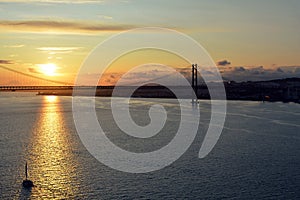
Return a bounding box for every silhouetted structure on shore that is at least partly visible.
[224,78,300,103]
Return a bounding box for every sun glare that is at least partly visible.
[38,63,57,76]
[44,95,58,103]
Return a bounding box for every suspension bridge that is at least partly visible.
[0,64,202,92]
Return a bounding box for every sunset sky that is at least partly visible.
[0,0,300,85]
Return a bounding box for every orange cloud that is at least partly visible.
[0,60,14,64]
[0,20,136,34]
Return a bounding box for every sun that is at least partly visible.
[38,63,57,76]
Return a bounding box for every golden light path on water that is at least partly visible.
[21,96,80,199]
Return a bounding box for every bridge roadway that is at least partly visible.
[0,86,116,91]
[0,86,73,91]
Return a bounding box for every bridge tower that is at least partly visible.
[192,64,198,103]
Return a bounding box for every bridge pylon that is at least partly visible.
[191,64,198,103]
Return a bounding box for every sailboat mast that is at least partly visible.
[25,162,28,180]
[22,161,34,187]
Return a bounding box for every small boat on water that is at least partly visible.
[22,162,34,188]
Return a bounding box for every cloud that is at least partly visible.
[276,67,284,73]
[222,65,300,82]
[37,46,82,54]
[234,66,246,72]
[294,68,300,74]
[217,60,231,66]
[3,44,25,48]
[0,60,13,64]
[249,66,264,75]
[0,0,105,4]
[0,20,136,34]
[28,67,42,74]
[97,15,113,20]
[37,47,81,51]
[99,65,300,85]
[84,65,193,86]
[177,67,190,79]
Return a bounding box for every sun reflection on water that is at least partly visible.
[25,96,79,199]
[44,95,57,103]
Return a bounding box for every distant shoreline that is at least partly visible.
[1,89,298,104]
[36,88,300,104]
[1,77,299,103]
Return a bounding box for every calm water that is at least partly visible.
[0,92,299,199]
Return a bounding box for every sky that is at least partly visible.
[0,0,300,85]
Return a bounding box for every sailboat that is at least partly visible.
[22,162,34,188]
